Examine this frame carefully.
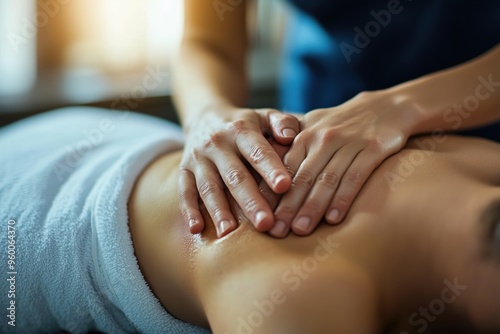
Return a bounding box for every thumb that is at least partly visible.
[256,108,300,145]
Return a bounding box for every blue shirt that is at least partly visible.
[280,0,500,140]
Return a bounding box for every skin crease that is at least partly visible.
[128,135,500,334]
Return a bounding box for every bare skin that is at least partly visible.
[175,0,500,238]
[128,135,500,333]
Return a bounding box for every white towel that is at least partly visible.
[0,107,211,334]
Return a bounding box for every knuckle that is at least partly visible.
[292,170,314,190]
[190,150,204,163]
[321,128,339,143]
[178,185,193,202]
[345,168,364,185]
[239,108,255,117]
[243,198,259,215]
[226,169,247,188]
[198,181,221,199]
[257,108,275,117]
[334,194,351,210]
[178,165,192,175]
[284,165,296,177]
[294,131,309,143]
[365,137,384,153]
[211,207,225,221]
[354,91,370,100]
[249,145,271,164]
[180,208,193,221]
[204,132,226,149]
[180,151,196,165]
[317,171,340,188]
[228,119,249,133]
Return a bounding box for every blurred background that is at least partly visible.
[0,0,290,126]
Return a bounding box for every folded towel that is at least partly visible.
[0,107,211,333]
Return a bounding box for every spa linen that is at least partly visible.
[0,107,210,333]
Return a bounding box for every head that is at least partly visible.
[371,135,500,333]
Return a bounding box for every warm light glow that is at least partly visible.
[147,0,184,64]
[64,0,183,73]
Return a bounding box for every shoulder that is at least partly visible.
[202,249,379,334]
[274,258,379,334]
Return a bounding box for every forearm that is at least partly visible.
[172,38,248,128]
[388,44,500,134]
[172,2,301,237]
[172,0,250,128]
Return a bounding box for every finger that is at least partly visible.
[271,144,335,237]
[281,135,306,180]
[236,132,291,195]
[216,154,275,232]
[258,178,280,211]
[194,162,238,238]
[252,144,285,236]
[267,129,309,239]
[290,146,362,235]
[263,138,293,238]
[326,149,385,224]
[269,139,306,237]
[178,168,205,234]
[265,109,300,145]
[257,139,289,210]
[267,137,290,161]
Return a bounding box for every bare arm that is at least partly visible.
[393,44,500,134]
[271,44,500,238]
[173,0,249,122]
[173,0,300,237]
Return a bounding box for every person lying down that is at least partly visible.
[0,107,499,334]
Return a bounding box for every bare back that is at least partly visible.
[128,135,500,333]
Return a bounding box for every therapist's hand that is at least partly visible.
[179,106,300,238]
[269,90,418,237]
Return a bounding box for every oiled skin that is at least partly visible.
[128,135,500,333]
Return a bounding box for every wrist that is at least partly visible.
[379,86,426,137]
[385,71,466,135]
[184,101,238,132]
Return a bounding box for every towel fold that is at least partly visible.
[0,107,210,334]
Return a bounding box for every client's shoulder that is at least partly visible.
[197,226,379,334]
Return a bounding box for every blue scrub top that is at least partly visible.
[281,0,500,140]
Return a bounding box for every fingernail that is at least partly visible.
[269,220,287,237]
[189,219,198,229]
[294,216,310,233]
[327,209,339,223]
[282,128,296,138]
[274,174,287,187]
[218,220,232,237]
[255,210,269,228]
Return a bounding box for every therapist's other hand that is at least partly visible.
[270,90,417,237]
[179,106,300,238]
